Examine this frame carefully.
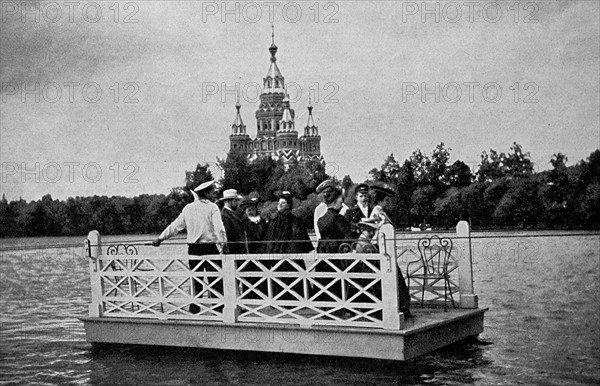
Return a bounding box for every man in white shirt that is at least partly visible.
[152,180,227,313]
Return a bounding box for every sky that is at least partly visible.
[1,0,599,201]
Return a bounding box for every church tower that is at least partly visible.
[228,28,324,165]
[299,96,323,163]
[276,93,300,165]
[229,96,250,153]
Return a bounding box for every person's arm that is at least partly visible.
[313,208,321,240]
[212,205,227,253]
[152,211,186,246]
[313,203,326,240]
[340,203,349,216]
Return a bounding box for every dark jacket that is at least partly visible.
[242,216,268,254]
[263,211,314,254]
[317,208,353,254]
[221,208,247,254]
[345,204,373,238]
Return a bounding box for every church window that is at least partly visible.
[312,145,317,151]
[261,142,266,150]
[268,142,273,150]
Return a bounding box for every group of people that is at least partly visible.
[152,178,410,317]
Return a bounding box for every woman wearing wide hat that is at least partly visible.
[366,183,412,318]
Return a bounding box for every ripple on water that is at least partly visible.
[1,233,599,385]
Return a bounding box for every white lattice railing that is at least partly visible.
[85,222,478,330]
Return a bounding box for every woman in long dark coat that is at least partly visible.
[263,191,314,255]
[241,197,268,254]
[317,183,353,254]
[369,184,412,318]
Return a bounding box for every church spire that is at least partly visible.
[269,24,277,60]
[231,93,246,135]
[264,25,285,93]
[304,95,318,136]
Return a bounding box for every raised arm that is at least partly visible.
[152,211,186,246]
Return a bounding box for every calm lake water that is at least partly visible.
[0,231,598,385]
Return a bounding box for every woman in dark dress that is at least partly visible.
[369,184,412,318]
[263,191,314,255]
[317,182,353,254]
[315,182,354,314]
[241,197,268,254]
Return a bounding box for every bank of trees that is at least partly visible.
[365,144,600,230]
[0,145,598,237]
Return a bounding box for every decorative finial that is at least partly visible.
[269,25,278,61]
[235,89,240,109]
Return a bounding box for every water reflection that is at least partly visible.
[85,339,491,385]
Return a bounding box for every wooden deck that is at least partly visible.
[81,307,486,361]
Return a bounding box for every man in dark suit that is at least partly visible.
[345,183,374,238]
[219,189,246,254]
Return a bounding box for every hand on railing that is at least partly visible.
[151,238,162,247]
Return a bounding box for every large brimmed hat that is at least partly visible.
[218,189,243,201]
[357,220,379,230]
[370,184,397,197]
[194,180,215,192]
[240,197,259,209]
[316,179,336,194]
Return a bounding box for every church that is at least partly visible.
[228,31,324,166]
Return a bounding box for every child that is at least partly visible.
[354,221,379,254]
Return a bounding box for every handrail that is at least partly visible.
[84,221,481,330]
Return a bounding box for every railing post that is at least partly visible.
[222,253,239,323]
[86,230,103,317]
[456,221,478,308]
[379,224,402,329]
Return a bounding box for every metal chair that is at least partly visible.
[406,236,456,311]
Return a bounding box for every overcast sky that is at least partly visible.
[1,0,598,201]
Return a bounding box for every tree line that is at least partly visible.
[0,144,598,238]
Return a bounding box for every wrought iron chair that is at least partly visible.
[406,236,456,311]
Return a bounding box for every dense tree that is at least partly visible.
[1,148,599,238]
[477,142,534,182]
[446,160,473,188]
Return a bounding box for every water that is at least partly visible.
[0,232,598,385]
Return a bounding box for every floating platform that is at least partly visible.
[82,307,485,361]
[81,222,485,361]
